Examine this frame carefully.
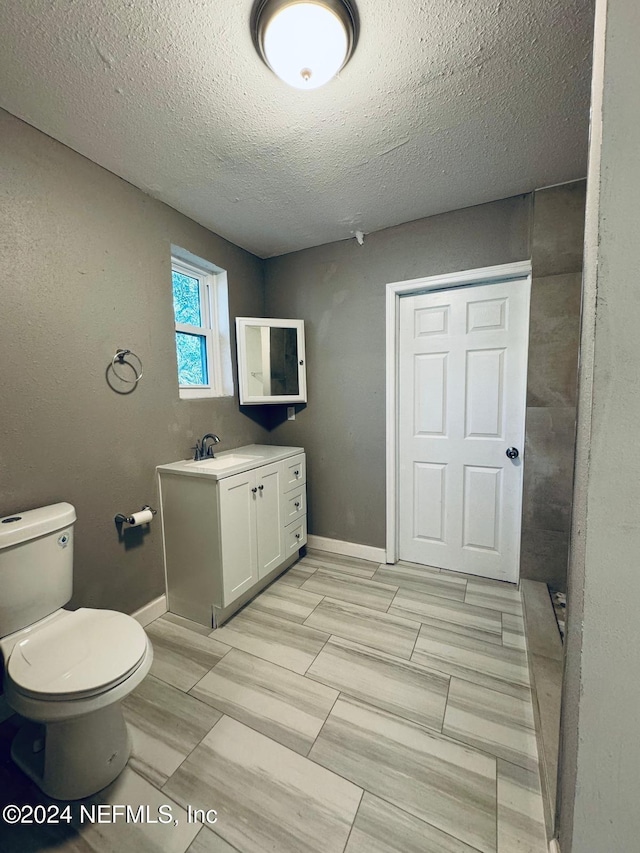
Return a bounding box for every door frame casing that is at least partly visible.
[385,260,532,564]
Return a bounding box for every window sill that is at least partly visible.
[179,387,234,401]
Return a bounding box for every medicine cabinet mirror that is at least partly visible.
[236,318,307,405]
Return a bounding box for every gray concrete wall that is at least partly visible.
[520,182,585,591]
[264,197,532,548]
[0,109,268,615]
[559,0,640,849]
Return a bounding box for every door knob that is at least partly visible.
[506,447,519,460]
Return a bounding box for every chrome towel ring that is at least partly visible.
[111,349,143,384]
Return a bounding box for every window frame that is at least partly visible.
[171,251,233,400]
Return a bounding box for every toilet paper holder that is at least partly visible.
[114,505,157,526]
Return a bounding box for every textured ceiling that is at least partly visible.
[0,0,593,258]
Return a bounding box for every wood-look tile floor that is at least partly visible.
[0,551,548,853]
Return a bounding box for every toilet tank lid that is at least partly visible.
[0,503,76,550]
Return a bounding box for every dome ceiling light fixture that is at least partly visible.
[251,0,359,90]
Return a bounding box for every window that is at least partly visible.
[171,248,233,399]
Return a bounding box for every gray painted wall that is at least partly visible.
[0,109,268,615]
[264,197,532,548]
[265,187,583,588]
[559,0,640,849]
[521,182,585,591]
[0,106,584,621]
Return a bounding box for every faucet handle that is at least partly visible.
[191,442,203,461]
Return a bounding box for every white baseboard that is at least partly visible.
[306,535,386,564]
[131,594,167,627]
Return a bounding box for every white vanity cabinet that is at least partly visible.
[157,446,306,628]
[218,460,284,602]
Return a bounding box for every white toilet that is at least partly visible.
[0,502,153,800]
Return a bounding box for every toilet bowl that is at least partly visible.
[2,608,153,800]
[0,503,154,800]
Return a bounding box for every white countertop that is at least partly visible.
[156,444,304,481]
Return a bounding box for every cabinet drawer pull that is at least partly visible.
[258,485,264,491]
[295,533,301,539]
[294,470,299,476]
[251,487,257,493]
[294,501,300,508]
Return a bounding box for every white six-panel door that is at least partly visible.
[398,278,530,581]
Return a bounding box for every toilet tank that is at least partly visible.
[0,503,76,637]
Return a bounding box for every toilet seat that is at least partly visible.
[7,608,148,701]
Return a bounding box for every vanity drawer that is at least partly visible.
[283,454,306,492]
[282,487,306,525]
[284,516,307,555]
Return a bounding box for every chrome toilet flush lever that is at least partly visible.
[192,433,221,460]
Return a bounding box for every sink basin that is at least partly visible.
[186,454,262,470]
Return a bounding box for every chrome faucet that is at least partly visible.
[191,434,220,460]
[193,433,221,460]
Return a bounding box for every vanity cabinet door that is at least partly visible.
[218,470,258,604]
[256,462,285,578]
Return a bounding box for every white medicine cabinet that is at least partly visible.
[236,318,307,405]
